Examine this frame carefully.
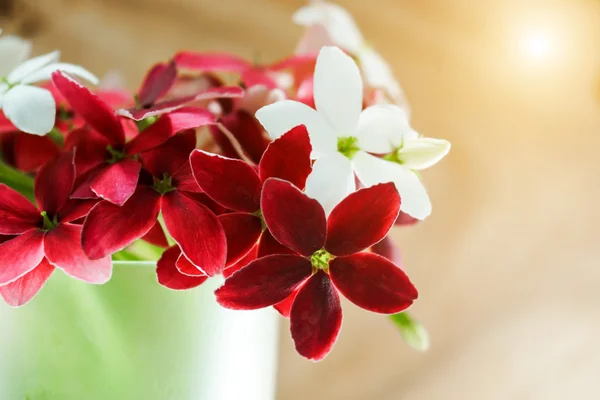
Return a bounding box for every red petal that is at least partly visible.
[0,230,45,285]
[218,213,263,266]
[0,258,54,307]
[64,128,109,177]
[215,254,312,309]
[290,270,342,361]
[118,87,243,121]
[71,164,105,200]
[157,246,208,290]
[82,186,161,259]
[329,252,418,314]
[125,107,215,155]
[52,71,125,146]
[140,130,197,178]
[394,211,419,226]
[176,253,205,277]
[371,236,403,266]
[141,221,169,248]
[223,244,257,278]
[161,190,226,276]
[13,133,60,172]
[90,158,141,206]
[44,223,112,284]
[175,52,250,73]
[241,68,278,89]
[35,151,75,216]
[190,150,262,212]
[257,229,295,258]
[138,61,177,107]
[0,184,41,234]
[171,162,201,194]
[58,199,99,224]
[274,291,297,318]
[295,78,315,108]
[218,111,270,165]
[261,178,326,257]
[258,125,312,189]
[325,183,400,256]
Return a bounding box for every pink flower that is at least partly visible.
[80,130,227,277]
[0,151,110,307]
[215,179,417,360]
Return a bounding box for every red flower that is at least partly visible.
[81,130,227,277]
[215,179,418,360]
[189,125,312,272]
[52,71,217,206]
[115,60,244,121]
[0,152,110,307]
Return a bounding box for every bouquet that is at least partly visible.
[0,0,450,361]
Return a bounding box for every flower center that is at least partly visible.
[310,249,333,271]
[0,76,15,90]
[106,145,126,164]
[252,209,267,231]
[153,172,175,195]
[337,136,360,159]
[40,211,58,232]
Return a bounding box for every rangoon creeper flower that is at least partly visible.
[293,0,410,111]
[0,34,98,135]
[256,46,450,219]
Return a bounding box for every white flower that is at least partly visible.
[0,31,98,135]
[256,46,450,220]
[293,0,410,112]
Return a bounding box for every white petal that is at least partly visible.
[6,51,60,84]
[0,83,8,108]
[305,152,355,215]
[397,138,451,170]
[2,85,56,135]
[255,99,336,158]
[293,3,364,54]
[295,24,334,54]
[355,104,412,153]
[21,63,99,85]
[353,151,431,220]
[314,46,363,134]
[0,34,32,77]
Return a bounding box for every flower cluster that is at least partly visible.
[0,1,449,359]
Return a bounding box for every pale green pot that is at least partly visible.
[0,262,279,400]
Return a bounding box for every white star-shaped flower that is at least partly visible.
[256,46,450,220]
[293,0,410,112]
[0,31,98,135]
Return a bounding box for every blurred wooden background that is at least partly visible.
[3,0,600,398]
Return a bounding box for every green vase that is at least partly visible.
[0,262,279,400]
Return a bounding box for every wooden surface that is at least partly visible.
[3,0,600,398]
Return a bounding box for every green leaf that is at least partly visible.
[389,312,430,352]
[0,160,35,202]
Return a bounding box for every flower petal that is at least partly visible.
[0,230,45,285]
[2,85,56,135]
[21,63,99,86]
[371,236,403,266]
[329,252,417,314]
[176,253,206,277]
[223,244,257,278]
[216,111,269,165]
[0,34,31,77]
[274,291,297,318]
[44,223,112,284]
[161,190,226,276]
[218,213,263,266]
[156,246,208,290]
[257,229,295,258]
[90,158,141,206]
[63,127,109,176]
[125,107,215,155]
[35,151,75,216]
[13,133,60,172]
[0,258,54,307]
[255,100,336,158]
[313,46,362,133]
[7,51,60,84]
[81,186,161,259]
[190,150,262,212]
[52,71,125,146]
[137,61,177,107]
[140,129,197,179]
[58,199,99,224]
[290,270,342,361]
[325,183,400,256]
[397,138,451,170]
[261,178,326,257]
[174,52,250,73]
[140,221,169,248]
[355,104,411,154]
[215,254,312,309]
[304,152,355,215]
[0,184,41,235]
[353,151,432,220]
[258,125,312,189]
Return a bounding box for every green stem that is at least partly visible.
[0,160,35,202]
